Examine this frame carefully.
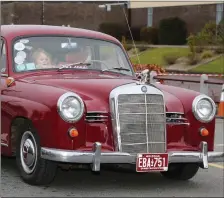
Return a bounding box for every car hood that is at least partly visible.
[23,75,185,113]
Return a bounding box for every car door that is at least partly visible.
[1,37,11,148]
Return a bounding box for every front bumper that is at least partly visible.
[41,141,224,172]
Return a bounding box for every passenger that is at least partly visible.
[32,48,54,69]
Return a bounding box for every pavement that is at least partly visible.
[1,119,224,197]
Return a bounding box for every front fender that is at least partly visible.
[156,84,216,151]
[9,97,74,150]
[3,95,55,147]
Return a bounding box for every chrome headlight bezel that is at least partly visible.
[192,95,216,123]
[57,92,85,123]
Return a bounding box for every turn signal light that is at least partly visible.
[68,128,79,138]
[200,128,209,137]
[6,77,15,87]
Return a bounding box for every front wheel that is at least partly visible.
[16,127,57,185]
[160,163,200,180]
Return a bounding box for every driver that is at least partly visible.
[65,46,91,63]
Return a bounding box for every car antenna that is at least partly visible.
[99,1,140,65]
[120,1,140,64]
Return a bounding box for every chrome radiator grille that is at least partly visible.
[117,94,166,154]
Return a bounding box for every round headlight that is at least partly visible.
[57,92,84,123]
[192,95,216,123]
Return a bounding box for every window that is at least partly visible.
[99,45,127,71]
[147,7,153,27]
[1,39,7,74]
[12,36,133,76]
[216,3,224,24]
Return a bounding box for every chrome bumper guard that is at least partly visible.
[41,141,224,172]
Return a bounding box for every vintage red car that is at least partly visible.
[1,25,223,185]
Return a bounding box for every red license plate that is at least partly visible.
[136,153,169,172]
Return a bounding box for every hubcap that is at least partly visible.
[20,131,37,174]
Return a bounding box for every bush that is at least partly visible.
[163,53,180,65]
[98,22,126,41]
[200,21,217,45]
[140,27,158,44]
[196,21,223,46]
[187,33,197,54]
[187,32,208,54]
[187,21,224,56]
[200,50,214,59]
[126,45,133,51]
[133,63,166,74]
[195,46,205,53]
[187,52,201,65]
[125,27,142,41]
[214,46,224,54]
[158,17,187,45]
[138,46,148,52]
[129,47,140,55]
[121,36,127,50]
[217,19,224,44]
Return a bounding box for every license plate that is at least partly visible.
[136,153,169,172]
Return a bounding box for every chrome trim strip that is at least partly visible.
[166,118,188,120]
[40,141,224,171]
[145,94,149,152]
[119,112,164,115]
[122,142,166,146]
[118,102,164,105]
[166,122,190,126]
[87,111,108,114]
[166,112,184,114]
[85,120,107,122]
[1,143,8,147]
[85,113,108,122]
[1,74,8,77]
[86,116,108,118]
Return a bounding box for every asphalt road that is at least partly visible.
[1,119,224,197]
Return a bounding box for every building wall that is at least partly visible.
[1,2,129,31]
[130,4,217,34]
[1,2,15,25]
[153,4,216,34]
[130,8,147,28]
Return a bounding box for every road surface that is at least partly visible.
[1,119,224,197]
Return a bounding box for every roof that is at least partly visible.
[1,25,119,44]
[128,0,217,8]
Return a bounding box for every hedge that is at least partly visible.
[158,17,187,45]
[140,27,158,44]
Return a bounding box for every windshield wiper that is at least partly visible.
[102,67,130,72]
[58,62,92,71]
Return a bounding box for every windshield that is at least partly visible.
[12,36,134,76]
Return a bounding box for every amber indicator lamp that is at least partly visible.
[6,77,15,87]
[68,128,79,138]
[200,128,209,137]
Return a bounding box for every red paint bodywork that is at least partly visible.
[1,25,216,157]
